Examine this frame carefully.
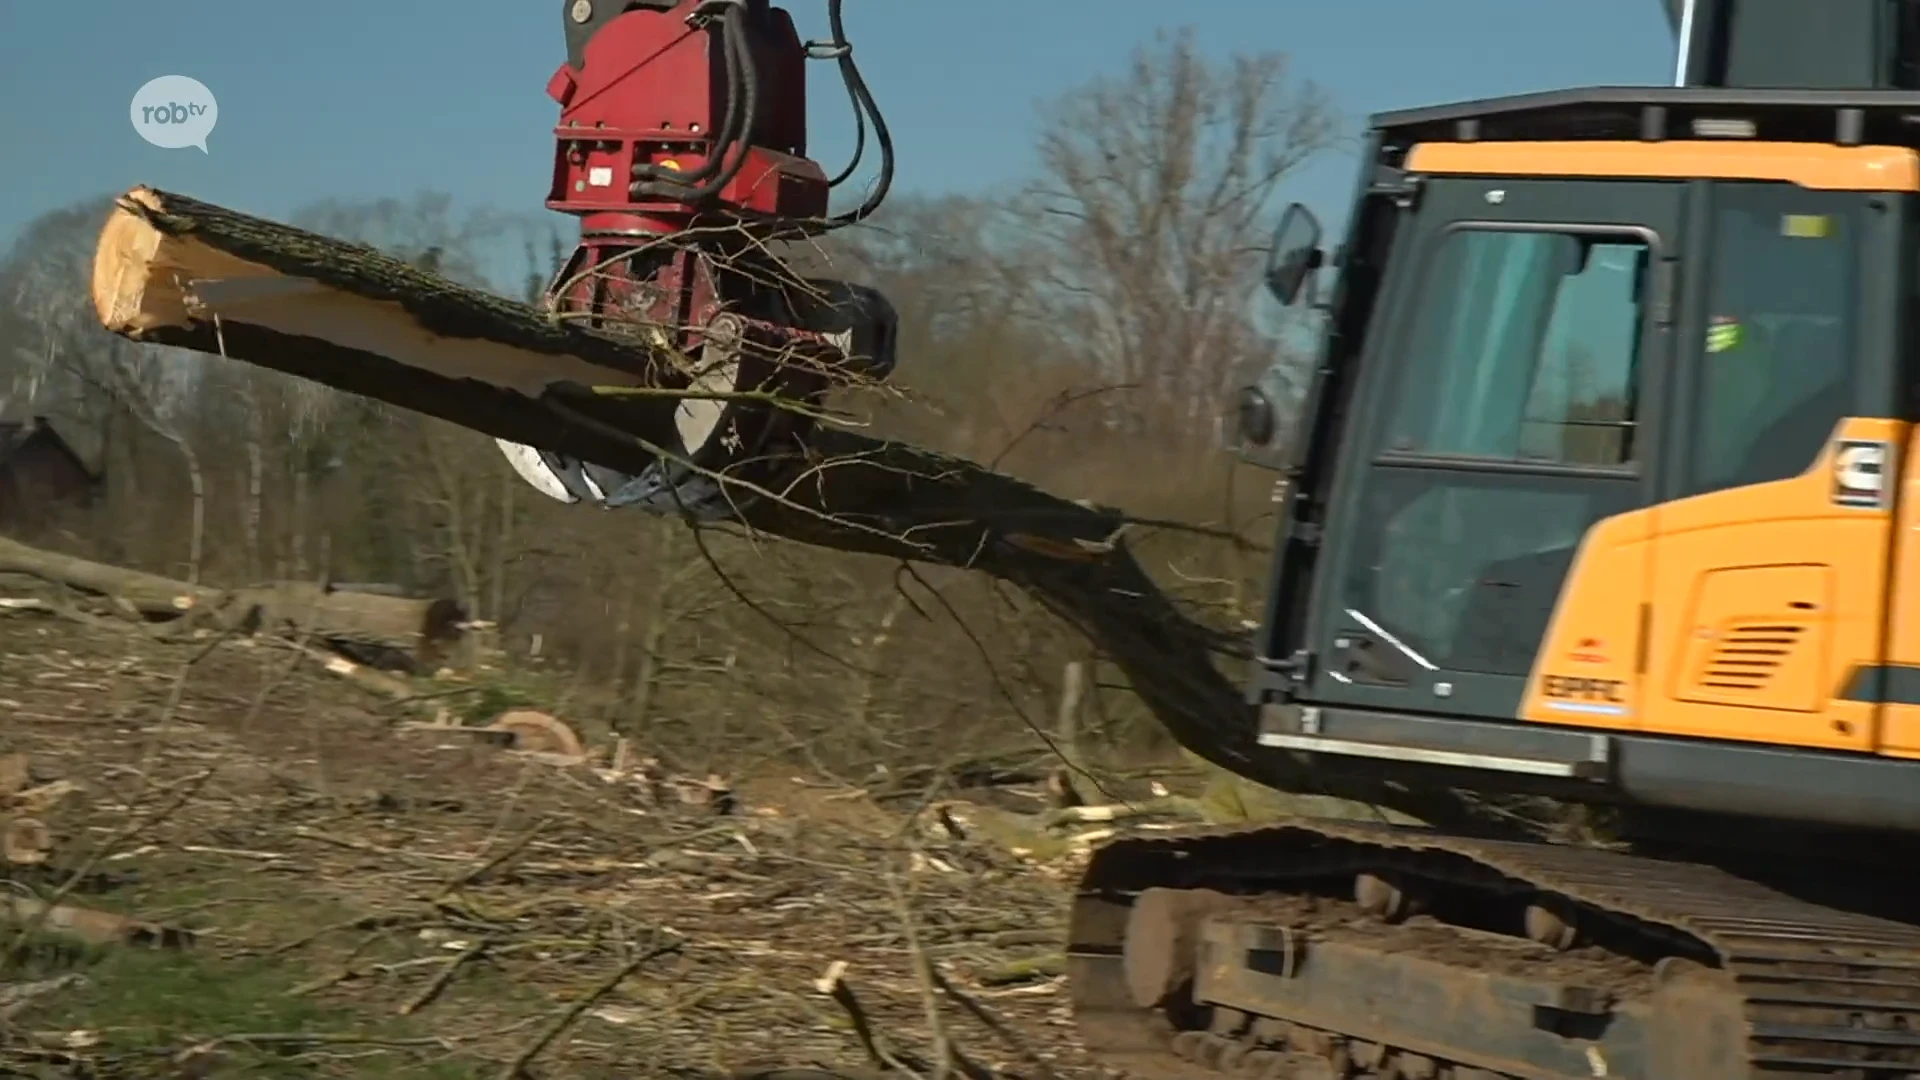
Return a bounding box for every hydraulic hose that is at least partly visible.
[633,1,758,198]
[820,0,894,227]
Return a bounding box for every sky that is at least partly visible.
[0,1,1676,250]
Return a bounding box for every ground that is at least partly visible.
[0,612,1114,1079]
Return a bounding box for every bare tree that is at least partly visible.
[1021,27,1340,447]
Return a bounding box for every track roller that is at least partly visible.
[1122,886,1233,1010]
[1355,870,1425,922]
[1521,896,1579,950]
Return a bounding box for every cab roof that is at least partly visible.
[1377,87,1920,191]
[1372,85,1920,149]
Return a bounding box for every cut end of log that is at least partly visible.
[3,817,52,865]
[421,598,465,647]
[485,710,586,759]
[91,188,164,331]
[92,186,277,337]
[88,184,665,409]
[813,959,849,994]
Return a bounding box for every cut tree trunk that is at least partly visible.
[90,186,680,474]
[86,185,1503,833]
[0,535,463,671]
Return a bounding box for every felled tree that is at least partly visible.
[81,28,1500,832]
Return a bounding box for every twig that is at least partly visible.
[285,927,397,996]
[987,383,1136,470]
[399,936,491,1015]
[436,817,550,900]
[896,564,1116,804]
[929,967,1063,1080]
[267,912,427,957]
[814,962,924,1080]
[192,1031,451,1052]
[493,933,681,1079]
[884,859,953,1079]
[135,627,239,789]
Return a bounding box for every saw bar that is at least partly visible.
[1069,820,1920,1079]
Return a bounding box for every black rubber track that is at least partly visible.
[1069,820,1920,1078]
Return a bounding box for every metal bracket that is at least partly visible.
[1242,922,1301,979]
[1203,918,1301,980]
[1369,167,1424,210]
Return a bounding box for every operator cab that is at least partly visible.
[1234,87,1920,831]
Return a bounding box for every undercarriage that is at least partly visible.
[1069,821,1920,1079]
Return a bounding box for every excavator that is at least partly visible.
[500,1,1920,1077]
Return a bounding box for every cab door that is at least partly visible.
[1302,177,1680,727]
[1638,181,1899,752]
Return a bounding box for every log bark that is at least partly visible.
[86,186,1502,833]
[90,186,680,474]
[0,535,462,670]
[221,581,466,670]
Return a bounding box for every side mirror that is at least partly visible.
[1231,384,1277,448]
[1223,363,1294,470]
[1264,202,1324,307]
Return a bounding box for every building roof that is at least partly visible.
[0,415,99,480]
[0,416,42,461]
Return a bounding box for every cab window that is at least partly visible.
[1687,185,1857,496]
[1383,228,1648,468]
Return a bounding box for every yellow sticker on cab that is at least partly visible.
[1782,214,1831,238]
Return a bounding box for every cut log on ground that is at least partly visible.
[6,897,192,949]
[0,535,463,671]
[221,581,465,670]
[0,536,208,617]
[86,186,1506,835]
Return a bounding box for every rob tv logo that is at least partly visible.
[129,75,218,152]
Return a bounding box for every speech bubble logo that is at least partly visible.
[130,75,218,153]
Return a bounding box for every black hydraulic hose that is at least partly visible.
[825,64,867,187]
[821,0,894,227]
[668,3,760,203]
[633,2,755,196]
[822,2,867,189]
[657,6,745,185]
[633,8,740,187]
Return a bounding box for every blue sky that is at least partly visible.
[0,1,1674,249]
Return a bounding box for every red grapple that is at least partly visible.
[497,0,898,518]
[545,0,828,237]
[540,0,834,334]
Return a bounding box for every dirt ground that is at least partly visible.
[0,612,1109,1079]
